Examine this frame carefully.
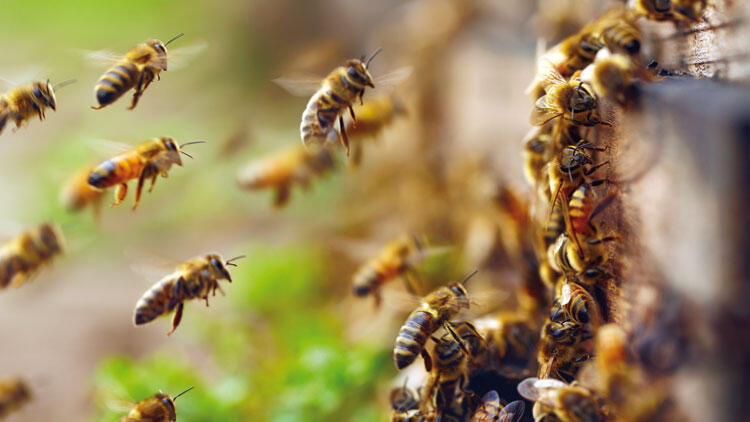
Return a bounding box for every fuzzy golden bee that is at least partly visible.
[471,391,525,422]
[0,376,31,418]
[133,254,244,335]
[0,79,75,135]
[61,164,105,220]
[547,232,617,282]
[531,61,606,127]
[91,33,183,110]
[581,50,639,106]
[298,49,381,154]
[236,145,334,207]
[559,280,602,326]
[0,223,64,290]
[87,137,203,210]
[121,386,193,422]
[351,234,426,307]
[393,270,476,370]
[518,378,602,422]
[421,328,472,417]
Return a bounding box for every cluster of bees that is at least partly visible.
[0,0,721,420]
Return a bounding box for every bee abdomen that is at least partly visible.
[394,310,435,369]
[133,280,177,325]
[87,160,118,188]
[352,265,380,296]
[94,63,138,107]
[601,25,641,55]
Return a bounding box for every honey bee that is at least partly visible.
[393,270,476,370]
[345,94,407,166]
[471,391,525,422]
[133,254,244,335]
[531,61,606,127]
[421,327,473,416]
[522,126,553,188]
[547,233,617,282]
[236,145,334,208]
[473,312,538,377]
[597,21,641,57]
[558,280,602,326]
[0,79,75,135]
[87,137,203,210]
[0,377,31,418]
[537,319,593,381]
[518,378,602,422]
[298,49,381,154]
[567,182,617,239]
[0,224,64,290]
[352,235,428,307]
[121,386,193,422]
[91,33,183,110]
[61,164,105,220]
[580,50,638,106]
[631,0,706,23]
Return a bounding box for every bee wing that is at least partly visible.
[497,400,526,422]
[517,377,565,406]
[126,251,183,281]
[466,287,510,316]
[372,66,413,89]
[85,138,134,157]
[272,73,323,97]
[167,42,208,70]
[380,288,424,312]
[530,95,562,126]
[538,58,568,88]
[82,49,123,67]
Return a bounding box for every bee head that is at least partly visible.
[33,81,57,111]
[345,60,376,89]
[148,40,169,71]
[161,137,183,166]
[559,146,591,173]
[155,393,177,420]
[569,82,596,112]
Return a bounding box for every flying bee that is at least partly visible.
[133,254,244,335]
[393,270,477,370]
[91,33,184,110]
[61,164,105,220]
[351,234,431,307]
[121,386,193,422]
[518,378,602,422]
[236,144,334,208]
[0,78,75,135]
[298,48,381,154]
[87,137,204,210]
[0,376,31,418]
[471,391,525,422]
[345,94,407,166]
[0,223,64,290]
[531,61,606,127]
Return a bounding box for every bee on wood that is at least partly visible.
[133,254,244,335]
[91,33,184,110]
[87,137,204,210]
[0,224,64,290]
[531,61,606,127]
[0,79,75,135]
[121,386,193,422]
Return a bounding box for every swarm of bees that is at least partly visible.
[0,0,733,418]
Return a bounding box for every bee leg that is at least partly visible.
[420,348,433,372]
[129,73,146,110]
[112,183,128,207]
[148,174,158,193]
[273,184,291,208]
[134,170,149,211]
[583,160,609,176]
[167,303,184,336]
[338,115,350,156]
[204,295,210,307]
[348,105,356,121]
[373,290,382,308]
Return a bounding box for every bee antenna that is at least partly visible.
[180,140,206,149]
[180,151,194,159]
[54,79,77,90]
[164,32,185,47]
[460,269,479,286]
[225,255,246,266]
[173,386,194,401]
[365,47,383,68]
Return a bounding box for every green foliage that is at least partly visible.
[91,244,391,421]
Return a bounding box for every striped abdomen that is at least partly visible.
[88,152,144,188]
[300,89,348,146]
[0,253,25,289]
[394,309,437,369]
[352,259,398,297]
[549,235,585,274]
[133,277,180,325]
[544,201,565,247]
[94,62,140,107]
[569,184,594,235]
[600,23,641,55]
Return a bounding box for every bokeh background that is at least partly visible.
[0,0,747,421]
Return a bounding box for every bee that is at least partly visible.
[0,377,31,418]
[236,145,334,208]
[87,137,203,210]
[580,50,640,106]
[522,126,553,188]
[597,20,641,57]
[91,33,183,110]
[393,270,476,370]
[471,391,525,422]
[298,48,381,154]
[517,378,602,422]
[344,94,407,165]
[474,312,538,377]
[559,280,602,326]
[567,182,618,239]
[390,379,420,413]
[133,254,244,335]
[631,0,675,21]
[547,233,617,282]
[121,386,193,422]
[537,317,594,382]
[421,327,473,416]
[531,61,606,127]
[0,79,75,135]
[352,235,429,307]
[61,164,105,220]
[0,224,64,290]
